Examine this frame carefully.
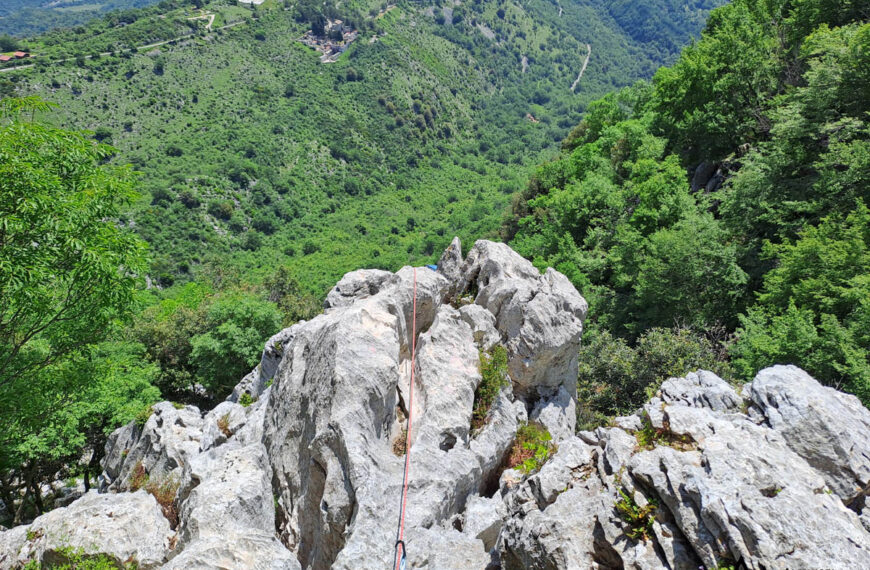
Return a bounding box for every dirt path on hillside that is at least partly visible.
[570,43,591,92]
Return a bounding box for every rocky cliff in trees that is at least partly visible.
[2,239,869,569]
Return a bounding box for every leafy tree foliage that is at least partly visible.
[0,96,147,404]
[510,0,870,414]
[511,87,746,336]
[731,204,870,401]
[577,327,731,429]
[190,294,282,396]
[0,98,154,524]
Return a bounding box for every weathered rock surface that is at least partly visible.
[103,402,204,490]
[747,365,870,504]
[3,238,870,570]
[0,491,173,568]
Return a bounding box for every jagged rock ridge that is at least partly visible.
[1,238,869,569]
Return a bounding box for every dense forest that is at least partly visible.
[507,0,869,426]
[1,0,867,531]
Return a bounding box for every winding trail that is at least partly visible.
[570,43,591,92]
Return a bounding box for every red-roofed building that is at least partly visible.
[13,51,29,59]
[0,55,12,63]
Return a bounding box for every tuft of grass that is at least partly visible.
[145,473,180,529]
[615,487,657,541]
[134,405,154,428]
[239,392,255,408]
[171,402,185,410]
[507,422,555,474]
[634,412,695,451]
[217,413,231,437]
[392,427,408,457]
[472,345,509,430]
[129,460,148,492]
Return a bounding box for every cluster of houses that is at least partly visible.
[0,51,31,64]
[299,19,358,63]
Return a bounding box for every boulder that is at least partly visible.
[455,241,587,401]
[176,443,275,546]
[658,370,743,412]
[0,491,173,568]
[323,268,394,310]
[748,365,870,503]
[200,400,248,451]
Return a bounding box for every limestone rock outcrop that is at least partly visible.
[2,238,870,569]
[0,491,173,569]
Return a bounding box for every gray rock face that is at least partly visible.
[262,239,584,569]
[658,370,742,412]
[748,365,870,503]
[176,443,275,545]
[455,241,588,401]
[169,441,300,568]
[0,491,173,569]
[4,239,870,570]
[162,533,300,570]
[103,402,204,490]
[323,268,394,310]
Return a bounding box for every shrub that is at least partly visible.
[472,345,509,430]
[576,327,732,430]
[207,200,234,220]
[615,486,657,541]
[189,295,281,396]
[134,405,154,428]
[239,392,255,407]
[507,422,555,474]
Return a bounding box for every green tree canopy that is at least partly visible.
[0,97,152,523]
[0,96,147,401]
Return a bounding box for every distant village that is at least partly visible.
[299,19,357,63]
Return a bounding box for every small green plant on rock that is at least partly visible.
[634,412,695,451]
[25,528,43,542]
[472,345,509,430]
[615,487,657,541]
[507,422,555,474]
[239,392,255,408]
[134,405,154,428]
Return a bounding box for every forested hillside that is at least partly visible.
[4,0,726,293]
[506,0,870,425]
[0,0,164,37]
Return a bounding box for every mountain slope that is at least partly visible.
[9,0,725,293]
[0,0,164,37]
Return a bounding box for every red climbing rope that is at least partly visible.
[393,267,417,570]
